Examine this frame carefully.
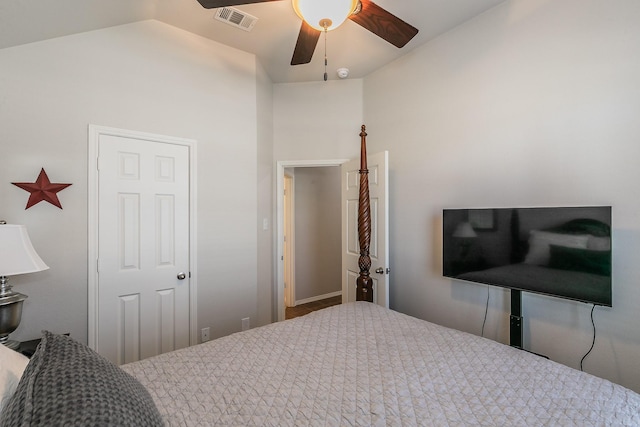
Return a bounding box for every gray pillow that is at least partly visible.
[0,331,164,426]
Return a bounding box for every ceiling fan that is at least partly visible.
[195,0,419,66]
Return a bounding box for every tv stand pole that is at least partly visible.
[510,289,523,349]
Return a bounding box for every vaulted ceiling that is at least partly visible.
[0,0,506,83]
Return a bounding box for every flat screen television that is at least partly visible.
[443,206,612,307]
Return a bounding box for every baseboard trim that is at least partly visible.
[295,290,342,307]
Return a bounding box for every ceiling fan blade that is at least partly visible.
[349,0,418,48]
[195,0,280,9]
[290,21,321,65]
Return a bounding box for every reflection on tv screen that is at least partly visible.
[442,206,612,306]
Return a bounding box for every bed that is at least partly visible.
[2,127,640,426]
[3,302,639,426]
[126,301,640,426]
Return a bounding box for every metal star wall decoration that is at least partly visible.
[12,168,72,209]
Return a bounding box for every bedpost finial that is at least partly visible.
[360,125,367,137]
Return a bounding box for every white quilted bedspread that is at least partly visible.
[122,302,640,426]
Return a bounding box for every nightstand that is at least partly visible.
[17,337,41,358]
[17,333,69,358]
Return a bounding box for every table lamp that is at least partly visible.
[0,221,48,349]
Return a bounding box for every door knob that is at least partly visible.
[177,272,186,280]
[375,267,384,274]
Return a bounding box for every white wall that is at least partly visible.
[0,20,259,344]
[274,80,364,161]
[256,60,274,326]
[363,0,640,392]
[293,167,341,301]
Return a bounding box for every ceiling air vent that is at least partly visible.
[214,7,258,32]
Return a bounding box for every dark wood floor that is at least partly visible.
[285,295,342,320]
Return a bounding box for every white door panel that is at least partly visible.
[342,151,389,308]
[97,134,190,364]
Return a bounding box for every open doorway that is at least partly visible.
[276,159,348,321]
[283,172,294,308]
[282,166,342,319]
[275,153,390,322]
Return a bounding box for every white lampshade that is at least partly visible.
[0,224,49,276]
[292,0,358,31]
[453,222,477,239]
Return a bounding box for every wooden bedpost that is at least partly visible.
[356,125,374,302]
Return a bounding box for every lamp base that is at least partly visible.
[0,291,27,349]
[1,339,20,350]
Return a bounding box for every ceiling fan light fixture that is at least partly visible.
[292,0,358,31]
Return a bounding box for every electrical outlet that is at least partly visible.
[201,327,210,342]
[242,317,250,331]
